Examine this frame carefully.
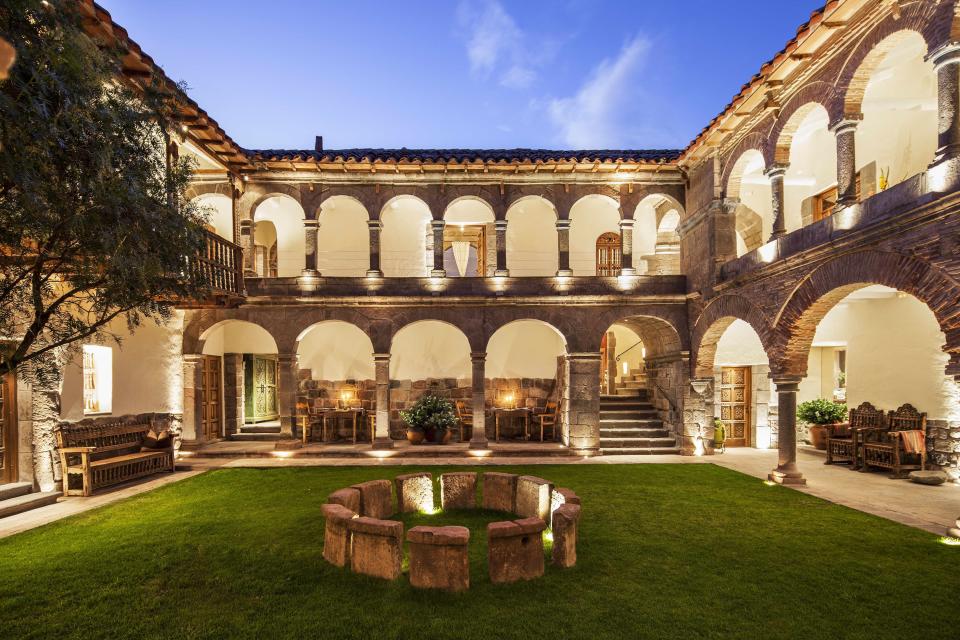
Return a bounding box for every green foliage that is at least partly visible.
[713,418,726,442]
[399,393,457,434]
[0,0,209,380]
[797,398,848,425]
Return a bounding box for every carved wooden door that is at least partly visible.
[596,232,621,276]
[244,354,279,423]
[201,356,222,439]
[0,372,16,483]
[719,367,751,447]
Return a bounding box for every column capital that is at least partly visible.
[183,353,204,364]
[430,219,446,230]
[303,219,319,229]
[764,163,789,179]
[239,218,253,230]
[373,352,390,363]
[618,218,635,229]
[555,218,572,230]
[367,219,383,230]
[566,351,602,362]
[770,376,802,391]
[690,378,713,396]
[829,116,862,134]
[470,351,487,362]
[276,353,297,363]
[927,41,960,70]
[494,219,508,231]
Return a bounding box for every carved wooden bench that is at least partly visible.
[56,417,174,496]
[861,404,927,479]
[825,401,885,469]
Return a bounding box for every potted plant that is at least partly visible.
[400,394,457,444]
[797,398,848,450]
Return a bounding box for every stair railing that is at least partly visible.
[615,340,644,362]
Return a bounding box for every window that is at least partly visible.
[812,175,861,223]
[596,232,622,276]
[82,345,113,415]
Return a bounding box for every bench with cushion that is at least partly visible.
[825,401,885,469]
[56,415,175,496]
[861,404,927,478]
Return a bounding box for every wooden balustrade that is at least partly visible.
[189,229,245,298]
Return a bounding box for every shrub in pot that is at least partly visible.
[797,399,848,450]
[400,394,457,444]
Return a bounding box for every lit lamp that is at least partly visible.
[338,386,355,410]
[498,390,517,409]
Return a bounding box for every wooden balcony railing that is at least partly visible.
[189,229,245,299]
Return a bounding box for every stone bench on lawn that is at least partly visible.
[551,502,581,568]
[440,472,477,510]
[321,503,357,568]
[394,472,434,514]
[347,516,403,580]
[515,475,553,523]
[351,480,394,519]
[407,525,470,592]
[482,472,517,513]
[487,517,546,584]
[327,487,361,513]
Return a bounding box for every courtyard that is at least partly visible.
[1,461,958,640]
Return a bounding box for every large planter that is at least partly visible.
[425,427,452,444]
[808,424,831,450]
[407,430,425,445]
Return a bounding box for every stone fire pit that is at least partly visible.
[321,472,582,591]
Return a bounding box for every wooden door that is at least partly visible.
[244,354,279,423]
[596,232,621,276]
[0,372,17,483]
[201,356,222,439]
[719,367,751,447]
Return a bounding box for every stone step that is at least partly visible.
[228,432,286,441]
[0,491,60,519]
[599,411,658,421]
[0,482,33,502]
[599,398,653,406]
[599,421,663,431]
[600,428,671,438]
[599,437,677,448]
[239,425,281,434]
[600,447,681,456]
[600,393,647,401]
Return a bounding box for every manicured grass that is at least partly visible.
[1,465,957,640]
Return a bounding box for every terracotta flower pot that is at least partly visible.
[808,424,830,450]
[440,430,452,445]
[407,430,424,445]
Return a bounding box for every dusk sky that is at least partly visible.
[101,1,823,151]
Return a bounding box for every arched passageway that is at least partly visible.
[317,196,369,276]
[381,196,432,277]
[505,197,558,276]
[633,195,683,274]
[443,198,496,277]
[569,195,620,276]
[252,195,305,277]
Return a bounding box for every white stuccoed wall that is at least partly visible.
[298,322,375,380]
[506,198,558,276]
[317,197,370,276]
[253,195,305,277]
[569,196,620,276]
[486,321,566,379]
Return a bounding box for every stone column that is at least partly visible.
[469,352,489,449]
[765,164,788,240]
[605,331,617,395]
[556,219,572,276]
[239,219,257,277]
[768,377,806,485]
[932,44,960,165]
[367,219,383,277]
[430,219,446,277]
[831,118,860,207]
[302,219,320,276]
[277,354,298,437]
[564,353,601,455]
[618,218,636,275]
[222,353,244,436]
[494,219,509,276]
[181,354,205,442]
[373,353,393,449]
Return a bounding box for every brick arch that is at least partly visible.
[378,192,436,221]
[315,193,370,220]
[185,182,233,201]
[734,203,764,254]
[316,186,375,218]
[588,311,687,360]
[505,185,562,215]
[837,29,930,119]
[484,318,568,353]
[691,294,773,379]
[236,183,304,221]
[184,318,280,355]
[766,83,835,165]
[721,132,768,198]
[771,250,960,377]
[441,193,497,221]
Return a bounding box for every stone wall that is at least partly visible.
[298,373,559,439]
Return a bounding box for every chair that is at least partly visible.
[535,401,560,442]
[861,404,927,478]
[825,401,885,469]
[455,401,473,442]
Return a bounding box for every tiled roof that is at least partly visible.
[247,148,682,164]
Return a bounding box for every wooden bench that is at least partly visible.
[56,417,174,496]
[825,401,885,469]
[861,404,927,478]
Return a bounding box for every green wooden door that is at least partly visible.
[244,354,279,423]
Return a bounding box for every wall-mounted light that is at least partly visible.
[757,241,778,264]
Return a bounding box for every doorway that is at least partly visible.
[244,354,279,423]
[0,372,17,483]
[443,224,486,277]
[201,355,222,440]
[719,366,751,447]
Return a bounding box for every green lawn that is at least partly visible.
[1,465,957,640]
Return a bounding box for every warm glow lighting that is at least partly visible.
[543,530,554,543]
[82,345,113,415]
[272,451,294,458]
[177,451,194,458]
[622,361,629,375]
[468,449,492,457]
[938,536,960,546]
[832,204,860,230]
[641,347,646,358]
[366,450,397,458]
[763,480,777,486]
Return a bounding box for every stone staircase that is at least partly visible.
[0,482,60,519]
[599,391,679,455]
[616,368,647,396]
[228,422,284,441]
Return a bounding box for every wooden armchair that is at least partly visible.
[861,404,927,478]
[825,401,885,469]
[535,401,560,442]
[455,400,473,442]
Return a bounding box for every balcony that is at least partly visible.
[184,229,245,305]
[245,273,687,300]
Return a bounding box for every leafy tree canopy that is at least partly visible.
[0,0,210,381]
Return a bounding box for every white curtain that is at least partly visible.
[452,241,471,276]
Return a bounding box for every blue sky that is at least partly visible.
[101,1,822,151]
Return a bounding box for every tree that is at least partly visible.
[0,0,210,382]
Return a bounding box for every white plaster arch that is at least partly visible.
[505,196,558,276]
[252,194,306,277]
[380,195,432,277]
[569,194,620,276]
[318,195,370,276]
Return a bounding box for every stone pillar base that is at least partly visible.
[947,526,960,539]
[468,439,489,450]
[430,269,446,277]
[618,267,637,276]
[555,269,573,277]
[768,468,806,485]
[365,269,384,277]
[494,269,509,277]
[372,436,394,450]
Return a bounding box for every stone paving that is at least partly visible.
[1,447,957,539]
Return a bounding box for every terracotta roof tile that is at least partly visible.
[248,148,681,164]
